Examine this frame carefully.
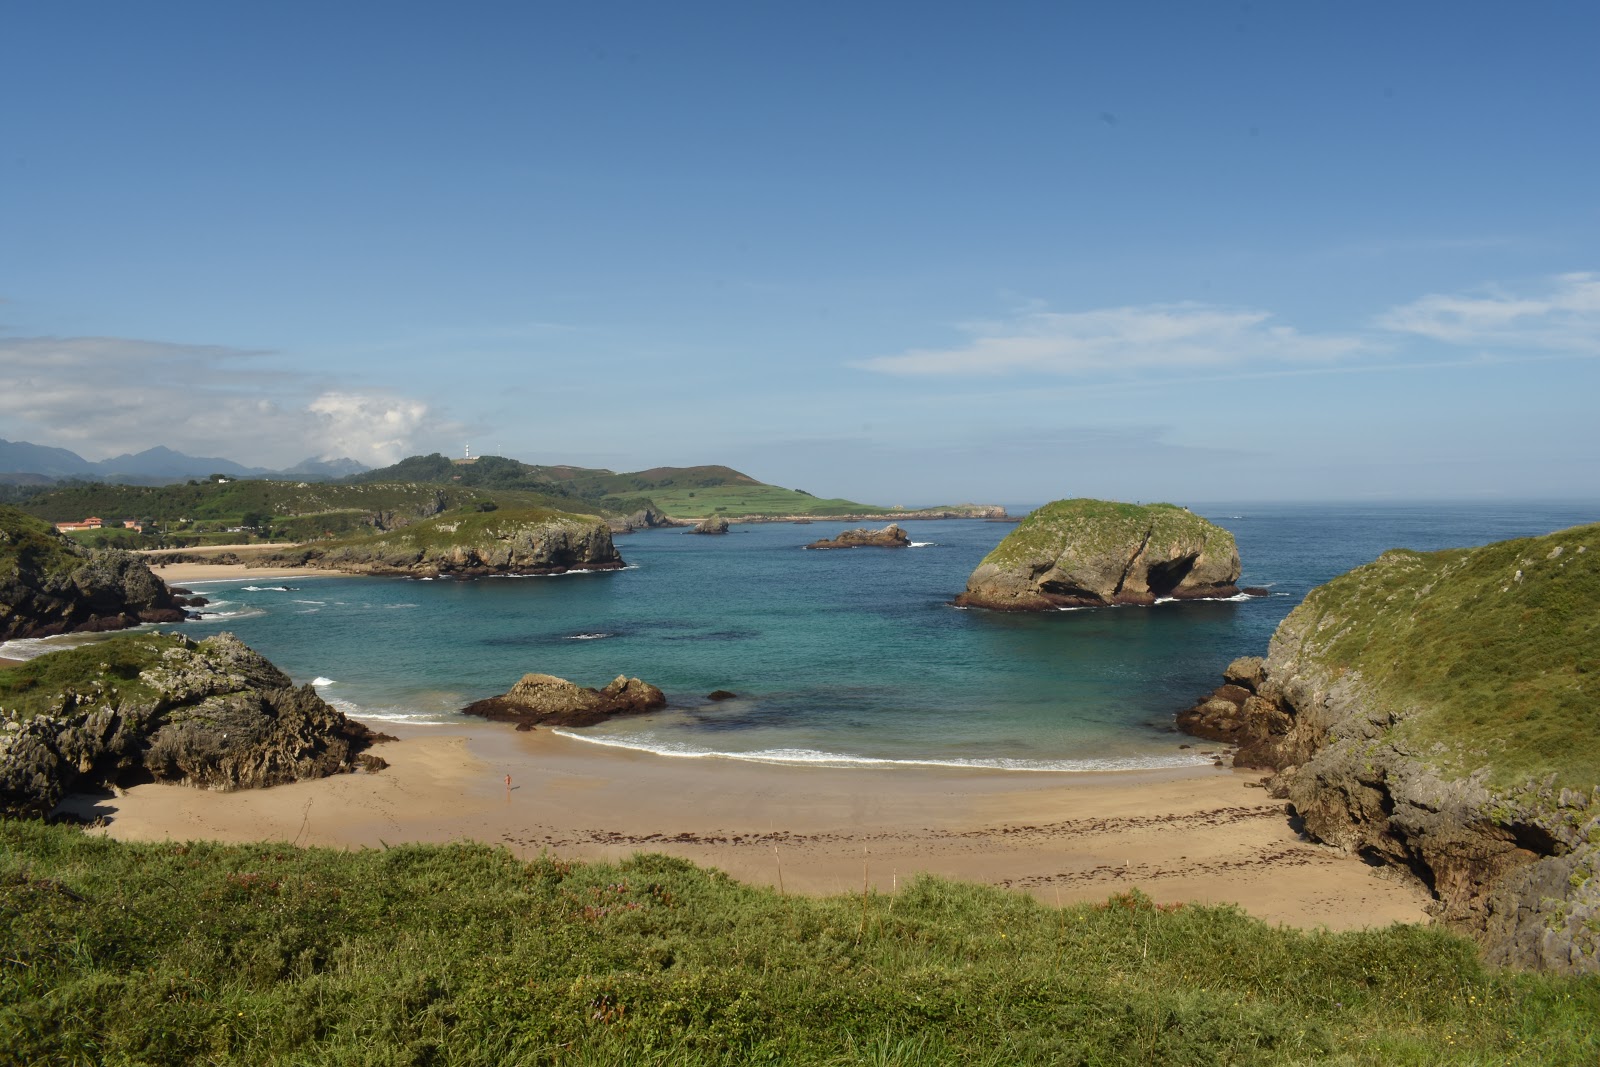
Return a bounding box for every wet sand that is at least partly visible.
[84,719,1432,931]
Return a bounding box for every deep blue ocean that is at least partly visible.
[8,503,1596,772]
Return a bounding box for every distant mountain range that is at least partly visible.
[0,438,368,486]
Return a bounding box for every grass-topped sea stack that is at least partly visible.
[0,504,186,639]
[954,499,1242,610]
[1180,522,1600,972]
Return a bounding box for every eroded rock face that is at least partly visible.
[691,516,731,535]
[0,506,187,640]
[954,500,1240,610]
[1178,527,1600,973]
[0,632,386,816]
[804,524,911,550]
[462,672,666,729]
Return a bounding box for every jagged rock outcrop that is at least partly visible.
[804,524,911,550]
[255,506,625,577]
[954,500,1241,610]
[691,516,731,535]
[0,506,187,640]
[1179,524,1600,973]
[461,672,666,729]
[0,631,386,816]
[610,505,678,533]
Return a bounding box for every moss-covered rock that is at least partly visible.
[255,505,625,577]
[954,499,1241,610]
[1179,522,1600,972]
[0,505,186,640]
[0,632,386,815]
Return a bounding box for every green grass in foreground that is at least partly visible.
[0,632,177,721]
[3,823,1598,1065]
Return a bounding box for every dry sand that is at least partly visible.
[141,546,347,584]
[84,719,1432,932]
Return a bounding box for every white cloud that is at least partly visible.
[0,335,442,466]
[1377,272,1600,352]
[854,302,1370,377]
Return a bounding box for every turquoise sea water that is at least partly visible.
[7,503,1597,771]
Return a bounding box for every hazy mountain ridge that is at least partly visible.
[0,438,367,485]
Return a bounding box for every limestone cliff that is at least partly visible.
[257,505,625,577]
[954,500,1241,610]
[1179,524,1600,973]
[0,505,187,640]
[0,632,386,816]
[462,672,666,729]
[691,516,731,535]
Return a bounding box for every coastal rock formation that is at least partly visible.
[691,516,731,535]
[804,524,911,550]
[1179,524,1600,973]
[256,506,625,578]
[462,672,666,728]
[0,505,187,640]
[0,631,386,816]
[954,499,1241,610]
[611,505,676,534]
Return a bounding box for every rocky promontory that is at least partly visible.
[1179,523,1600,973]
[804,524,911,550]
[954,500,1241,610]
[462,672,666,729]
[0,631,387,816]
[1,505,187,640]
[255,505,625,578]
[690,516,730,535]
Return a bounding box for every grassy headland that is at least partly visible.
[1277,522,1599,790]
[3,821,1597,1065]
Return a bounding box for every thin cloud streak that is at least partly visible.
[1377,272,1600,352]
[853,302,1372,377]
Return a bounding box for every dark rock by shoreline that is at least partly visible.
[690,516,730,535]
[0,632,388,817]
[803,524,911,550]
[1,505,188,641]
[462,672,666,729]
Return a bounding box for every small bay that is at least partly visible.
[149,502,1600,771]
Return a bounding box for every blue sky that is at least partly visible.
[3,2,1598,503]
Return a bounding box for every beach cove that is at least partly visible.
[25,501,1600,930]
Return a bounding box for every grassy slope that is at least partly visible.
[0,632,178,721]
[19,480,483,524]
[1282,523,1599,789]
[0,506,87,583]
[3,823,1597,1065]
[983,500,1236,569]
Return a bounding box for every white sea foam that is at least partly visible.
[550,730,1215,773]
[565,632,614,640]
[191,607,268,622]
[908,541,936,548]
[317,693,458,726]
[297,608,320,614]
[291,599,325,605]
[0,633,105,661]
[484,565,638,579]
[241,585,291,592]
[386,603,419,609]
[311,677,335,687]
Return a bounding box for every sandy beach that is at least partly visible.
[81,718,1433,932]
[141,544,342,585]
